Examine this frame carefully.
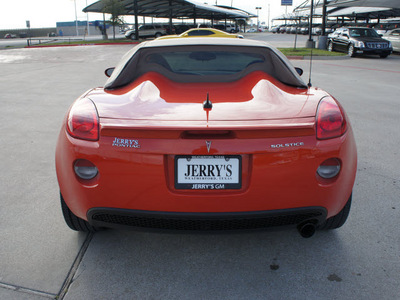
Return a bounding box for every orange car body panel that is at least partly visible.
[56,71,357,221]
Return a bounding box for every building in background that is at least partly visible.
[56,20,114,36]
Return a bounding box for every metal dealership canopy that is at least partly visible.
[328,6,392,17]
[288,0,400,19]
[327,0,400,18]
[83,0,253,20]
[328,0,400,8]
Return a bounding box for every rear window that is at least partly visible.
[105,45,306,89]
[151,51,263,75]
[187,30,216,36]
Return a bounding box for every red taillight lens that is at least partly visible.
[316,97,347,140]
[67,98,99,141]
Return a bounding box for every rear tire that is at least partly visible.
[60,193,99,232]
[320,194,352,230]
[327,41,334,52]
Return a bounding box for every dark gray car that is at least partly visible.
[327,27,392,58]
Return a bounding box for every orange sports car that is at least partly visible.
[56,38,357,238]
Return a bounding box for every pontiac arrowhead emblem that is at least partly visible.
[206,141,212,153]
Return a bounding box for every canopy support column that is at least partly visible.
[169,0,173,34]
[193,6,197,27]
[134,0,139,40]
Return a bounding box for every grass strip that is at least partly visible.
[278,47,346,57]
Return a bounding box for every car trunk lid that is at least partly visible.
[89,72,326,123]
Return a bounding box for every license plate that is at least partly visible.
[175,155,242,190]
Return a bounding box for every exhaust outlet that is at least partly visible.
[297,221,317,238]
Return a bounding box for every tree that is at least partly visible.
[103,0,125,40]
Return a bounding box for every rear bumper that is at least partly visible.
[56,121,357,223]
[87,207,327,232]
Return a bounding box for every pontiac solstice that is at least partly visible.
[56,38,357,238]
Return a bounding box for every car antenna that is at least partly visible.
[307,47,313,88]
[203,93,213,125]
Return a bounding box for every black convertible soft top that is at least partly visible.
[105,38,307,90]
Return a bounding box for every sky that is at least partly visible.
[0,0,306,30]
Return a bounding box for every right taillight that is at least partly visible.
[66,98,99,141]
[316,97,347,140]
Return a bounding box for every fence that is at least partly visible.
[0,28,57,39]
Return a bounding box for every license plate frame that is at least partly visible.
[174,155,242,190]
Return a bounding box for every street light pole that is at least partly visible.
[74,0,79,36]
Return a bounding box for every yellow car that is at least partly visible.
[157,28,243,40]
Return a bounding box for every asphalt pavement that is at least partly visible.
[0,33,399,299]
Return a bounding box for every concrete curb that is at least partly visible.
[26,41,140,48]
[304,55,350,60]
[288,55,350,60]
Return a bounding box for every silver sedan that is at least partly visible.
[384,29,400,51]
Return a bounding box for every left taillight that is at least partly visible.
[66,98,99,141]
[316,97,347,140]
